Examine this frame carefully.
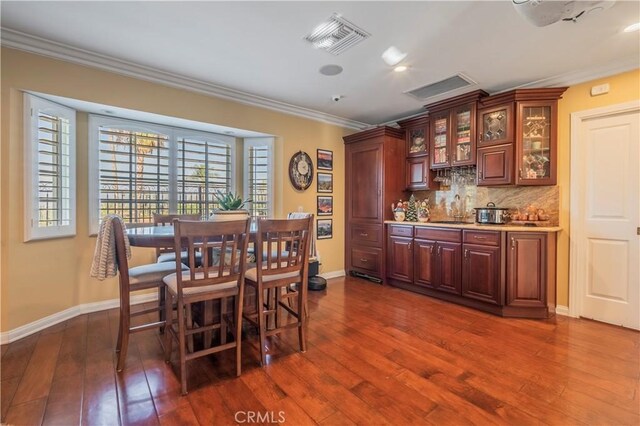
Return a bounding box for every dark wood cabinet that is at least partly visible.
[344,127,405,281]
[406,156,431,190]
[424,90,487,170]
[462,243,502,305]
[386,224,557,319]
[505,232,556,318]
[477,144,514,186]
[477,88,566,186]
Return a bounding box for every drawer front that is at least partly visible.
[351,246,382,275]
[415,227,461,243]
[463,230,501,246]
[388,224,414,238]
[351,224,383,245]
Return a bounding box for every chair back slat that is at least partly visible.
[111,216,131,287]
[153,213,201,256]
[173,219,250,296]
[255,217,313,283]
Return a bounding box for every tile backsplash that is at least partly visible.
[411,183,559,225]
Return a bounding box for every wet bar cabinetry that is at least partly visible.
[344,127,405,281]
[477,88,567,186]
[386,223,558,318]
[424,90,487,169]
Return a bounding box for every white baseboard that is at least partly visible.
[0,293,157,344]
[555,305,572,317]
[319,270,345,280]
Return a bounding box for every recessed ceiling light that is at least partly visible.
[394,65,408,73]
[623,22,640,32]
[319,64,343,76]
[382,46,407,66]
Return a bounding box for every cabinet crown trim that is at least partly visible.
[479,87,568,107]
[424,89,489,112]
[343,126,405,144]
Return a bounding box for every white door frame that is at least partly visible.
[569,100,640,318]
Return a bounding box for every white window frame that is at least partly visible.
[243,137,275,218]
[88,115,235,234]
[24,94,77,241]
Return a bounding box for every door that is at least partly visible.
[430,112,451,169]
[478,103,514,147]
[406,157,430,190]
[415,239,436,288]
[435,242,462,294]
[387,236,413,283]
[451,103,476,166]
[570,102,640,329]
[347,142,382,222]
[463,244,502,305]
[506,233,546,308]
[477,144,513,186]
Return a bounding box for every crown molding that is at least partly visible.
[1,28,370,131]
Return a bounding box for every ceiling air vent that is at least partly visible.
[405,74,476,100]
[304,13,371,56]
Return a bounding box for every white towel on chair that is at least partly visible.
[90,215,131,280]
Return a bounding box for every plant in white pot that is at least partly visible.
[210,191,252,221]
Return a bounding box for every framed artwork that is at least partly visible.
[317,149,333,171]
[317,172,333,193]
[317,218,333,240]
[317,196,333,216]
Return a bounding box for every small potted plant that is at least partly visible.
[210,191,252,221]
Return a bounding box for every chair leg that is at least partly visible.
[298,283,307,353]
[275,288,281,330]
[185,304,194,354]
[220,298,227,345]
[116,293,130,372]
[158,286,166,334]
[257,285,267,366]
[177,301,188,395]
[163,288,173,363]
[235,290,244,377]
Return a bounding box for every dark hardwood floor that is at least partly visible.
[2,276,639,425]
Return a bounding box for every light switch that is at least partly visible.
[590,83,610,96]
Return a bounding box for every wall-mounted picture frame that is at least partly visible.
[317,196,333,216]
[317,218,333,240]
[317,172,333,193]
[317,149,333,171]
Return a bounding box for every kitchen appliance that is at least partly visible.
[474,202,510,224]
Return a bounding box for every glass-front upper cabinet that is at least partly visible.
[430,112,450,169]
[451,103,476,166]
[478,103,514,147]
[517,102,557,185]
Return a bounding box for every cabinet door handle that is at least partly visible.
[360,258,368,263]
[465,249,470,259]
[360,232,368,237]
[430,246,434,254]
[473,236,487,241]
[479,170,483,179]
[437,246,442,256]
[519,168,523,178]
[407,243,412,251]
[511,237,515,250]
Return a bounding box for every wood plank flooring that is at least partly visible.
[2,276,639,425]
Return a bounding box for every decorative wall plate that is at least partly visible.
[289,151,313,190]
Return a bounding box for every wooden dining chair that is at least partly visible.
[163,218,250,395]
[153,213,201,263]
[242,217,313,365]
[112,216,187,372]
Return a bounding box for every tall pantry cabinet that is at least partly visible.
[343,127,405,282]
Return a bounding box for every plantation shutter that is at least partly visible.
[247,144,271,217]
[97,127,170,224]
[24,94,76,241]
[177,136,232,218]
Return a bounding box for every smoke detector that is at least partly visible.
[304,13,371,55]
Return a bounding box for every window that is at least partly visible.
[89,116,234,233]
[244,137,274,218]
[24,94,76,241]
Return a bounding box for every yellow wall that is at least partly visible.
[556,68,640,307]
[1,47,351,332]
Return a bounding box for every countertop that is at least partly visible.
[384,220,561,232]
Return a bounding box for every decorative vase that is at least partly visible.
[393,210,406,222]
[209,209,250,222]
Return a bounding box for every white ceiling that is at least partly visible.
[2,1,639,127]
